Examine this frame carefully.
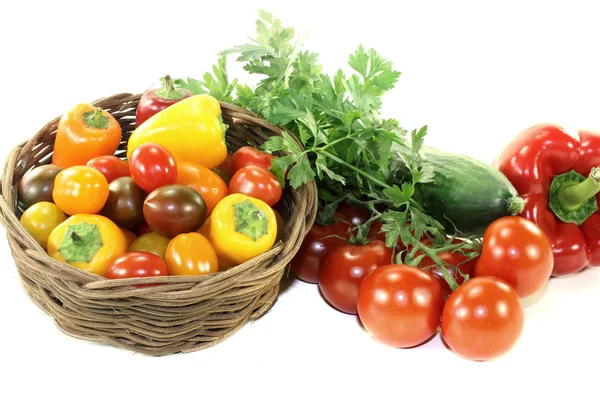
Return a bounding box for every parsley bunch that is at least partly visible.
[171,10,480,290]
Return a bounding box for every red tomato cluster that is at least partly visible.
[291,204,555,362]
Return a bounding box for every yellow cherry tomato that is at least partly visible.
[47,214,127,277]
[208,193,277,267]
[130,232,170,260]
[20,201,67,250]
[52,166,109,215]
[165,233,219,276]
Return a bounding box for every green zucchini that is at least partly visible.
[394,146,524,237]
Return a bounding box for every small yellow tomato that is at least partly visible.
[20,201,67,249]
[130,232,170,260]
[165,233,219,276]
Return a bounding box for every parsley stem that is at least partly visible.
[412,240,459,291]
[320,135,355,151]
[320,151,392,189]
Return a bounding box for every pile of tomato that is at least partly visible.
[290,204,554,361]
[17,89,285,285]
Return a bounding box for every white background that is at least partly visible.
[1,1,600,399]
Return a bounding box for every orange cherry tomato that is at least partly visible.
[174,162,228,215]
[165,232,219,276]
[52,166,109,215]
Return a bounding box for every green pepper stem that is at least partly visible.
[155,75,186,100]
[69,231,82,243]
[557,167,600,211]
[82,107,109,129]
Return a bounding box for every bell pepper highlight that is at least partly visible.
[127,94,228,169]
[495,124,600,276]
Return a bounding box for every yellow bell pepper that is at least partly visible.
[207,194,277,269]
[127,94,228,169]
[47,214,127,277]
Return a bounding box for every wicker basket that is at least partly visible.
[0,93,317,356]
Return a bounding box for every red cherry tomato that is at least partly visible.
[231,146,275,175]
[228,165,282,207]
[357,264,444,348]
[86,156,130,183]
[129,143,177,193]
[474,216,553,298]
[418,238,479,300]
[337,203,392,243]
[441,276,525,361]
[336,203,370,225]
[318,240,392,314]
[290,203,395,284]
[106,251,169,288]
[217,152,234,178]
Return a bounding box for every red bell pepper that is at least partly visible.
[494,123,600,276]
[135,75,191,127]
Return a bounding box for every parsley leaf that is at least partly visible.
[169,11,480,292]
[172,56,237,103]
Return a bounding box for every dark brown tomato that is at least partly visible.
[17,165,64,210]
[101,177,146,229]
[290,221,351,283]
[143,184,207,238]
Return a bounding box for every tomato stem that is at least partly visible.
[412,240,459,291]
[320,151,392,189]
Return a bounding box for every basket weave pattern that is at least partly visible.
[0,93,317,356]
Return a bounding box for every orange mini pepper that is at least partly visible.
[52,104,122,168]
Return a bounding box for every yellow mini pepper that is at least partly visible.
[47,214,127,277]
[207,194,277,269]
[127,94,228,169]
